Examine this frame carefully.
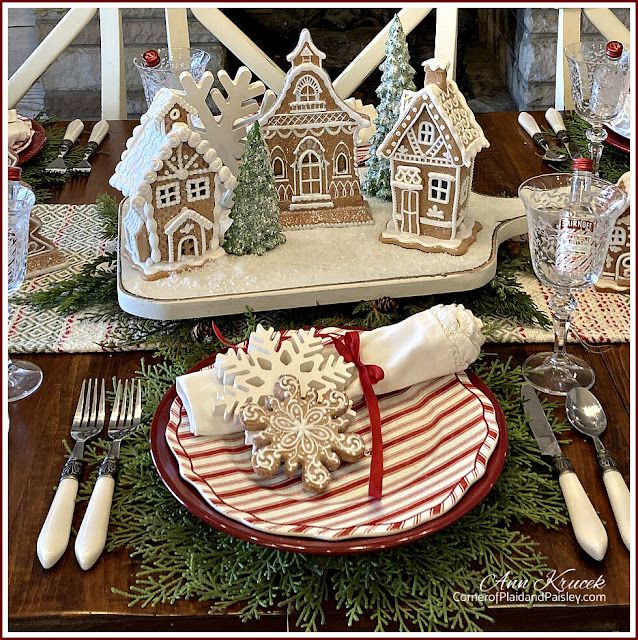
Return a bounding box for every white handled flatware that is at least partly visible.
[566,387,630,550]
[37,379,105,569]
[75,379,142,570]
[521,383,608,561]
[518,111,566,162]
[44,119,84,174]
[545,108,582,159]
[72,120,110,174]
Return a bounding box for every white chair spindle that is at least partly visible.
[99,8,126,119]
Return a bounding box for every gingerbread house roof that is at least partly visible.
[286,28,326,63]
[378,61,489,167]
[259,31,369,130]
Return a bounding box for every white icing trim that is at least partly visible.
[382,214,476,248]
[164,206,214,236]
[422,58,449,72]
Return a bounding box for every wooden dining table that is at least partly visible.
[8,112,630,632]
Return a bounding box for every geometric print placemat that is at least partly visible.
[8,204,630,354]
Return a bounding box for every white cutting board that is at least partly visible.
[117,192,527,320]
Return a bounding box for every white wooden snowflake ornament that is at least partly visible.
[211,325,356,423]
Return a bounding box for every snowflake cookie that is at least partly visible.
[239,374,365,493]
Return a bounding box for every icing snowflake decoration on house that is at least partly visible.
[258,29,373,229]
[110,88,237,279]
[377,59,490,255]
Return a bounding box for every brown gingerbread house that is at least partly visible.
[110,89,237,279]
[377,59,489,254]
[601,211,630,289]
[258,30,372,228]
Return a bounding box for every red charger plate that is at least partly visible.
[604,126,630,154]
[150,353,508,555]
[17,120,47,165]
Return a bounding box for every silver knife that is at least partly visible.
[521,383,608,560]
[545,108,582,159]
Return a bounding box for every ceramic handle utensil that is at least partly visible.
[518,112,566,162]
[44,119,84,174]
[72,120,110,174]
[566,387,631,550]
[545,108,582,159]
[75,380,142,570]
[37,379,105,569]
[521,383,608,561]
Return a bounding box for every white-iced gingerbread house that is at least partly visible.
[377,59,489,255]
[258,29,372,228]
[110,88,237,279]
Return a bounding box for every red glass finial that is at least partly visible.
[142,49,160,68]
[606,41,623,59]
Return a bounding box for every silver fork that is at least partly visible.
[37,379,106,569]
[75,379,142,570]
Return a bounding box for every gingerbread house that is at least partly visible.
[600,211,630,290]
[377,59,489,255]
[258,30,372,228]
[110,88,237,279]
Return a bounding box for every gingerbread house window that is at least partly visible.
[428,174,452,204]
[295,75,321,102]
[186,176,210,203]
[272,157,285,179]
[460,177,470,203]
[610,226,626,246]
[418,122,435,145]
[156,182,181,209]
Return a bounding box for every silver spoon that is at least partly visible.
[566,387,630,550]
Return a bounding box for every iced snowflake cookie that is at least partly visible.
[239,374,365,492]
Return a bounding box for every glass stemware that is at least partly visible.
[564,42,630,175]
[133,47,210,108]
[8,167,43,402]
[519,173,628,395]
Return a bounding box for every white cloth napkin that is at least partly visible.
[8,109,34,165]
[176,304,484,436]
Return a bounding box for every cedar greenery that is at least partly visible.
[547,112,629,183]
[75,355,570,632]
[21,114,86,202]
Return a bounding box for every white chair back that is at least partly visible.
[9,7,462,118]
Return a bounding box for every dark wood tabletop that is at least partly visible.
[8,113,630,632]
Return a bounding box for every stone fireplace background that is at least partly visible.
[9,7,630,119]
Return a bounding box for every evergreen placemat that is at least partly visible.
[76,352,570,632]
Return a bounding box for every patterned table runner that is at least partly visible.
[8,204,630,354]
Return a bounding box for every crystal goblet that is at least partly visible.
[519,173,628,395]
[8,170,43,402]
[564,42,630,175]
[133,47,210,108]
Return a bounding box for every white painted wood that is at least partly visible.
[434,7,458,80]
[117,192,528,321]
[8,8,97,108]
[333,8,432,99]
[190,7,286,92]
[559,471,608,561]
[165,8,191,53]
[555,8,581,110]
[99,8,126,119]
[584,8,630,45]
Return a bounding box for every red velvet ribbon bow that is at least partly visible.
[332,331,385,499]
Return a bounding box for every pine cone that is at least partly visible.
[374,296,399,314]
[190,320,216,343]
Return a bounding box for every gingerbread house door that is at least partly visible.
[299,150,323,196]
[165,207,214,263]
